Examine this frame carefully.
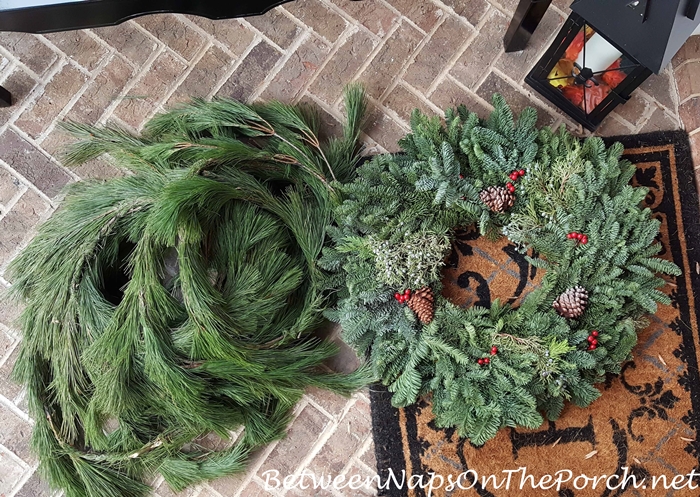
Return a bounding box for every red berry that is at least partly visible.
[587,336,594,342]
[404,289,411,296]
[567,233,574,239]
[491,346,498,354]
[459,174,464,179]
[519,169,526,176]
[394,292,401,300]
[510,173,518,181]
[591,338,598,345]
[478,359,484,365]
[575,233,583,240]
[484,357,490,364]
[592,330,599,337]
[507,182,515,192]
[581,235,588,244]
[587,345,594,350]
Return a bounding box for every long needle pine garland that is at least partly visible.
[7,87,369,496]
[321,95,681,445]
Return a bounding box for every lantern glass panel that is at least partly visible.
[547,23,636,115]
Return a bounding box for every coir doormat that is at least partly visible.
[369,130,700,497]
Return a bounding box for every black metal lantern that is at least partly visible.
[514,0,700,131]
[525,14,651,131]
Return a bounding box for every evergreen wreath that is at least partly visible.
[321,94,681,445]
[6,87,370,497]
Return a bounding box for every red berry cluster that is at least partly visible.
[478,346,498,366]
[459,174,464,179]
[587,330,599,350]
[506,170,524,194]
[567,232,588,244]
[509,169,526,181]
[394,289,411,304]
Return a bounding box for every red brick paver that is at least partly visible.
[0,1,696,495]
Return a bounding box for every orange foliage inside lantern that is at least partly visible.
[549,26,626,114]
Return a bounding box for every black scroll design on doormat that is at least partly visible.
[509,416,596,460]
[620,361,680,442]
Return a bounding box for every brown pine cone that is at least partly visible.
[553,285,588,318]
[479,186,515,213]
[408,286,435,324]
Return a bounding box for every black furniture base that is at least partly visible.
[503,0,553,52]
[0,0,358,106]
[0,85,11,107]
[0,0,294,34]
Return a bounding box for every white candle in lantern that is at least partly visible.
[575,33,623,74]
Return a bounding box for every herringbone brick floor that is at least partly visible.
[0,0,697,495]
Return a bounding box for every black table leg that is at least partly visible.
[504,0,553,53]
[0,86,11,107]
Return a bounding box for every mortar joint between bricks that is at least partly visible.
[33,55,116,146]
[0,34,63,82]
[249,31,310,102]
[674,58,700,72]
[484,67,559,122]
[9,465,38,496]
[82,28,117,55]
[300,23,362,104]
[351,18,441,108]
[637,89,680,121]
[279,1,350,47]
[385,7,432,36]
[97,44,167,128]
[150,39,215,112]
[315,0,386,42]
[424,20,483,96]
[173,14,243,61]
[238,17,293,55]
[0,58,68,134]
[0,137,76,205]
[204,35,264,100]
[629,105,658,133]
[485,0,522,19]
[125,18,167,53]
[350,20,404,97]
[0,392,33,424]
[35,35,95,79]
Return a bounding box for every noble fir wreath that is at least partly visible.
[321,94,681,445]
[6,87,370,497]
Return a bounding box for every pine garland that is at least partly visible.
[321,94,681,445]
[6,87,370,496]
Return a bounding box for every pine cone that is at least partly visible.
[553,285,588,318]
[408,286,435,324]
[479,186,515,213]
